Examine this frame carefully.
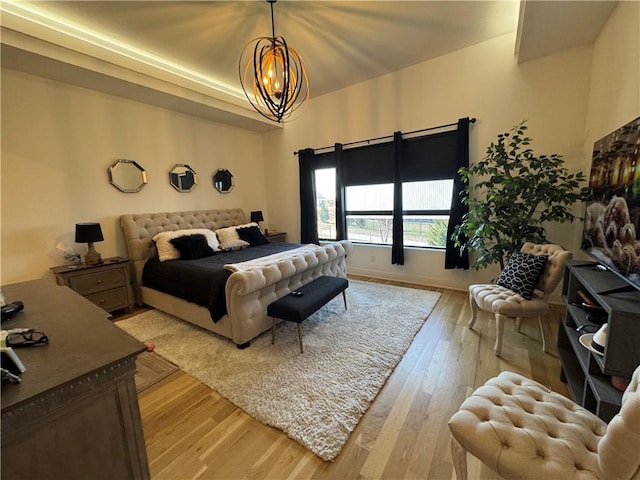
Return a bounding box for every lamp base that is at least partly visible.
[84,243,103,265]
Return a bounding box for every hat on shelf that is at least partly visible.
[579,323,608,356]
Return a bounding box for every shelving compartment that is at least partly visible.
[558,261,639,422]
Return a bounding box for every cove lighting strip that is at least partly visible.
[1,0,245,100]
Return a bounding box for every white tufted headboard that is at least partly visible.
[120,209,247,298]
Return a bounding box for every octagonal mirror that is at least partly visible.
[213,169,234,193]
[108,159,147,193]
[169,164,197,192]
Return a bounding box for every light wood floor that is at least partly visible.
[135,276,569,479]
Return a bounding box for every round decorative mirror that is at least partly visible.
[169,164,197,192]
[108,159,147,193]
[213,169,234,193]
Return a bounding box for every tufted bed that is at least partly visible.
[120,208,351,347]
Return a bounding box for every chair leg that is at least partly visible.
[342,290,347,310]
[468,293,478,329]
[297,323,304,354]
[450,436,468,480]
[271,317,276,345]
[494,314,506,356]
[538,316,547,353]
[515,317,522,332]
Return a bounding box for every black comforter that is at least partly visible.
[142,243,303,322]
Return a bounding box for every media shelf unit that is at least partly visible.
[558,260,640,422]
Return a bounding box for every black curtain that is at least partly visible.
[298,148,319,244]
[444,117,470,269]
[392,131,404,265]
[334,143,347,240]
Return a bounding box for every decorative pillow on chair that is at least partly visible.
[237,226,269,246]
[495,252,549,300]
[170,234,215,260]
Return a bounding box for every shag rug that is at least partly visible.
[117,280,440,461]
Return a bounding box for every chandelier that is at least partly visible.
[239,0,309,123]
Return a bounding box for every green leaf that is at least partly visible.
[451,120,588,270]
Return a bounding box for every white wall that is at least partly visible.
[263,32,594,291]
[1,70,267,284]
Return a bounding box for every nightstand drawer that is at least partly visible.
[69,269,125,295]
[85,287,128,312]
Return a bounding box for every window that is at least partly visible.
[298,119,470,267]
[402,180,453,248]
[315,168,337,240]
[345,184,393,244]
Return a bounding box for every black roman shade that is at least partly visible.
[341,141,394,186]
[401,130,458,182]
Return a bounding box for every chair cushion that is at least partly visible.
[469,284,549,317]
[448,371,607,479]
[496,252,548,300]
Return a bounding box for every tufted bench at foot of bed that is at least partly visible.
[267,276,349,353]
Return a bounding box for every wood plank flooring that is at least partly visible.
[133,276,569,479]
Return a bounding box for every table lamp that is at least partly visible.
[250,211,264,230]
[75,222,104,265]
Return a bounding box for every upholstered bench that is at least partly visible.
[268,276,348,353]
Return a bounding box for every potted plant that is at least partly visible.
[453,121,588,270]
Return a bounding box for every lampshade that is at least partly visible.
[75,223,104,265]
[250,211,264,223]
[75,223,104,243]
[239,0,309,123]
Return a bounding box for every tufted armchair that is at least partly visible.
[468,242,572,356]
[448,365,640,480]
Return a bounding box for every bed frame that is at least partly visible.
[120,209,351,347]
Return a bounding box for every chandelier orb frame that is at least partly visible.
[239,0,309,123]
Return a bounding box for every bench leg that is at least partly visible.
[342,290,347,310]
[297,323,304,354]
[272,317,276,345]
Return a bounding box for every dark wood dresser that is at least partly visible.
[1,279,149,480]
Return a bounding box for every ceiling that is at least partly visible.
[0,1,618,130]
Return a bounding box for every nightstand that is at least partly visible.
[265,231,287,243]
[50,257,135,313]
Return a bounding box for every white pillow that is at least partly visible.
[153,229,220,261]
[215,222,258,245]
[219,239,250,251]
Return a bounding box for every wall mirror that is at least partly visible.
[108,159,147,193]
[213,169,234,193]
[169,164,197,192]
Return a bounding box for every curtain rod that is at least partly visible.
[293,117,476,155]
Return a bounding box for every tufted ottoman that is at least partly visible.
[448,368,640,480]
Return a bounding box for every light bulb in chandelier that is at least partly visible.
[239,1,309,123]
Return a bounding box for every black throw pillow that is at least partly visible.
[237,226,269,246]
[495,252,548,300]
[170,234,215,260]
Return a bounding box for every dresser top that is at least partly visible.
[1,278,145,410]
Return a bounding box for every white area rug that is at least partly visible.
[117,280,440,461]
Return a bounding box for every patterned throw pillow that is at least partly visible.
[495,252,549,300]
